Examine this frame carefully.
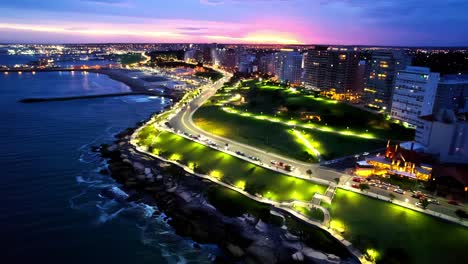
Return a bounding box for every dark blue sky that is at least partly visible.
[0,0,467,45]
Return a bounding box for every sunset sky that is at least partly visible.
[1,0,467,46]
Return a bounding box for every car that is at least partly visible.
[428,199,440,205]
[394,188,405,194]
[363,152,370,156]
[415,202,424,208]
[351,183,360,189]
[380,185,389,190]
[448,200,459,206]
[352,177,362,183]
[270,160,277,165]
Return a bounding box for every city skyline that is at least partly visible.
[1,0,468,46]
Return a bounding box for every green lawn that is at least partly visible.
[141,130,326,202]
[194,105,384,161]
[328,189,468,264]
[117,53,143,65]
[218,80,415,140]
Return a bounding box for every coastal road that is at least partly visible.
[167,75,341,183]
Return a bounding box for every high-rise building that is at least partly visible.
[303,47,360,93]
[416,110,467,164]
[390,66,440,128]
[303,46,329,90]
[434,74,468,114]
[363,50,411,110]
[257,52,275,75]
[273,49,303,85]
[238,52,256,73]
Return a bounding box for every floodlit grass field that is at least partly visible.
[142,130,326,202]
[328,189,468,264]
[194,105,383,161]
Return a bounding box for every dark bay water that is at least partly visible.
[1,71,216,263]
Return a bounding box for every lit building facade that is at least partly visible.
[390,66,440,128]
[363,50,410,110]
[303,47,361,96]
[273,49,303,85]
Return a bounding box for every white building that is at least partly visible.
[416,110,467,164]
[390,66,440,128]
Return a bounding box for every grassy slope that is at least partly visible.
[328,189,468,264]
[151,131,326,202]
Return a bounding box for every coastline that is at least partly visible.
[98,123,360,264]
[91,68,361,263]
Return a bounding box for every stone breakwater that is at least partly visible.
[96,127,359,264]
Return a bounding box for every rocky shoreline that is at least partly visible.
[95,124,360,264]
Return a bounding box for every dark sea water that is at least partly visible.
[1,71,216,263]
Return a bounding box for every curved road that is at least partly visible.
[167,76,340,183]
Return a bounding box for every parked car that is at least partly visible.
[394,188,405,194]
[415,202,424,208]
[448,200,459,206]
[352,177,362,183]
[352,183,360,189]
[428,199,440,205]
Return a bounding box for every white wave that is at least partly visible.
[97,207,125,224]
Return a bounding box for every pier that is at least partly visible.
[19,91,178,103]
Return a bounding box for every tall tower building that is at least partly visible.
[273,49,303,85]
[390,66,440,128]
[303,46,329,90]
[363,50,411,111]
[303,47,360,93]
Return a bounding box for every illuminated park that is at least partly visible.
[192,80,411,161]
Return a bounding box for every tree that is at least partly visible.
[306,169,312,176]
[359,183,370,192]
[455,209,468,220]
[389,193,396,203]
[420,198,429,209]
[334,178,340,185]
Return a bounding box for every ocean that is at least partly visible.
[1,66,216,263]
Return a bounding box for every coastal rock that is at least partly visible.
[108,144,118,152]
[254,219,268,232]
[100,186,129,202]
[133,162,145,172]
[245,242,278,264]
[167,185,178,192]
[302,247,332,263]
[177,191,193,202]
[292,251,305,262]
[284,232,300,241]
[226,243,245,258]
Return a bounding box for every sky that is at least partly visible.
[0,0,467,46]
